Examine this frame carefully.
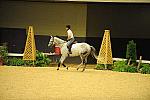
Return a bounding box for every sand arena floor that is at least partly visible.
[0,65,150,100]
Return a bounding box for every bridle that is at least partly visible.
[48,36,54,47]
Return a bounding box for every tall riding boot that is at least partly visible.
[67,46,72,54]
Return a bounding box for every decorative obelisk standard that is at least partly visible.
[97,30,113,69]
[23,26,36,65]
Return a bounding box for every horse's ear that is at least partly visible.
[50,36,53,38]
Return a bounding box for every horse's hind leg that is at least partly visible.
[77,62,83,70]
[82,57,88,72]
[81,59,86,72]
[77,55,84,70]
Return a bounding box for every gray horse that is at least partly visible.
[48,36,97,72]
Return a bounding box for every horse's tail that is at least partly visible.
[90,46,98,59]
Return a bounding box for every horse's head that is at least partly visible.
[48,36,66,47]
[48,36,55,47]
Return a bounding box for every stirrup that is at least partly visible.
[68,49,72,54]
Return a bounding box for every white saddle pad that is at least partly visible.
[71,44,77,49]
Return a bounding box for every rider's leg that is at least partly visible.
[67,38,75,54]
[67,41,71,53]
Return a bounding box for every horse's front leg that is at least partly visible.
[57,62,61,70]
[57,56,67,70]
[82,57,88,72]
[62,63,68,70]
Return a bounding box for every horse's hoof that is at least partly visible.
[77,68,79,70]
[66,67,68,70]
[81,69,85,72]
[57,68,59,70]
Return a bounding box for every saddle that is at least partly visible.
[70,40,77,48]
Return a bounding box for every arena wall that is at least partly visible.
[0,1,87,37]
[0,1,150,63]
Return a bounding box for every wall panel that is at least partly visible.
[87,3,150,38]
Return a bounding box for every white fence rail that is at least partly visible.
[8,53,150,64]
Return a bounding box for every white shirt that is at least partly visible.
[67,29,74,39]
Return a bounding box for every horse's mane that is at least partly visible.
[54,36,66,43]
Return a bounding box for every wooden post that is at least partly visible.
[104,64,107,70]
[137,56,142,72]
[127,58,131,66]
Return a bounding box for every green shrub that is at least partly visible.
[96,64,105,70]
[96,64,113,70]
[114,61,127,67]
[7,50,51,67]
[34,51,51,67]
[112,66,127,72]
[140,64,150,74]
[113,61,137,73]
[7,57,24,66]
[24,60,33,66]
[24,51,51,67]
[126,65,137,73]
[113,65,137,73]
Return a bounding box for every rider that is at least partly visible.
[66,25,75,54]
